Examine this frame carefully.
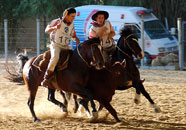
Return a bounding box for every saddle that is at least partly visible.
[32,50,73,72]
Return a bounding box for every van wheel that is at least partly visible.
[143,52,152,66]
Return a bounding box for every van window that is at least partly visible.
[144,20,171,39]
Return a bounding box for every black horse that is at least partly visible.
[114,27,160,111]
[22,38,104,122]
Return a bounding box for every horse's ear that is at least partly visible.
[111,61,120,67]
[121,59,126,68]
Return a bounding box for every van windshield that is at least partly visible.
[144,20,171,39]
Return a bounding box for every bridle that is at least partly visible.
[77,44,97,68]
[116,34,139,59]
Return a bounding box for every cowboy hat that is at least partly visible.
[91,11,109,21]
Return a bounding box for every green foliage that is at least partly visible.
[0,0,185,28]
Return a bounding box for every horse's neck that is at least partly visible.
[68,50,90,73]
[117,37,133,62]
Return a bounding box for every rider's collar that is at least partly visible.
[90,21,105,27]
[63,19,71,25]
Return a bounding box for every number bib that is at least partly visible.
[54,21,74,46]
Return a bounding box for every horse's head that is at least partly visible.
[118,28,144,59]
[77,38,104,70]
[110,59,132,87]
[16,53,29,73]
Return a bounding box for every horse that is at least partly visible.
[22,38,104,122]
[84,60,132,122]
[114,27,160,111]
[73,27,160,119]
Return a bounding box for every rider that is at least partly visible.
[89,10,116,65]
[41,8,80,87]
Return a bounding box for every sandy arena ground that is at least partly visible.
[0,60,186,130]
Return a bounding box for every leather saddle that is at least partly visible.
[32,50,73,72]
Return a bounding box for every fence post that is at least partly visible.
[4,19,8,63]
[36,19,40,56]
[140,18,145,66]
[177,18,182,70]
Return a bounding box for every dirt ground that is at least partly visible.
[0,61,186,130]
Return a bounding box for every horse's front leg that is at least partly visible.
[100,100,120,122]
[72,94,79,113]
[133,81,141,104]
[70,84,94,118]
[59,91,69,108]
[90,100,98,119]
[78,99,99,120]
[48,88,67,112]
[138,82,161,112]
[77,98,91,118]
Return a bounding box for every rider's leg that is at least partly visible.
[41,44,61,86]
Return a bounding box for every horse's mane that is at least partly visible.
[119,27,133,37]
[82,38,100,45]
[74,37,100,52]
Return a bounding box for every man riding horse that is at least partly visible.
[89,10,116,65]
[41,8,80,87]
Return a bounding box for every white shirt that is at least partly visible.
[89,20,113,48]
[49,18,75,48]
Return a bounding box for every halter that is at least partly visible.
[116,34,139,59]
[77,44,96,68]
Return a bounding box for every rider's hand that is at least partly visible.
[56,23,61,29]
[102,26,108,32]
[98,27,108,38]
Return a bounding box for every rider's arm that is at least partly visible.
[45,19,60,34]
[89,26,98,39]
[72,27,80,44]
[108,22,116,39]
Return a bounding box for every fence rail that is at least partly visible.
[0,19,185,69]
[182,21,186,69]
[0,19,50,63]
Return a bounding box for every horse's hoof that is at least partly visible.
[73,107,78,113]
[154,107,161,113]
[134,94,141,104]
[134,98,140,104]
[116,119,121,122]
[152,104,161,113]
[62,112,68,118]
[34,118,40,122]
[62,107,67,112]
[92,111,98,119]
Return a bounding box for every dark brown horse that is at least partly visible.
[22,38,104,122]
[84,60,131,122]
[75,27,160,120]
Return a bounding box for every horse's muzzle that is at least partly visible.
[136,51,144,59]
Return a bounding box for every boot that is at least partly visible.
[41,70,53,87]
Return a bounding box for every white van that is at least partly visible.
[73,5,178,64]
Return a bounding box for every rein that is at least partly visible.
[76,44,96,68]
[116,34,138,59]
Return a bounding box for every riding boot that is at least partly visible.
[41,70,53,87]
